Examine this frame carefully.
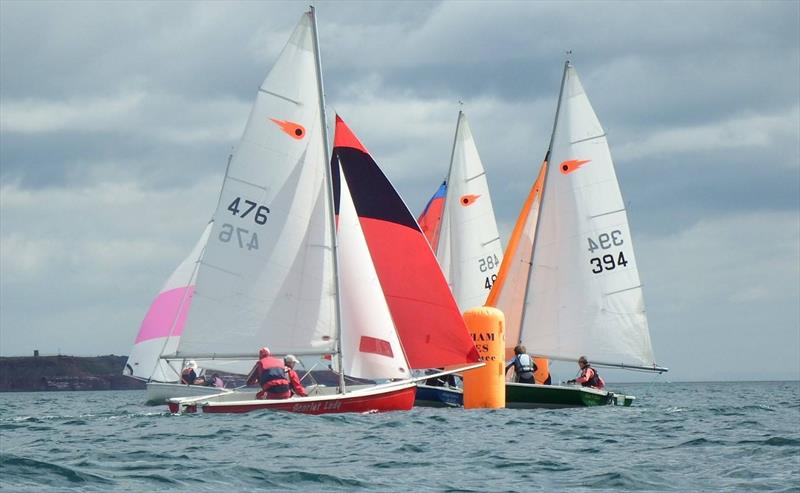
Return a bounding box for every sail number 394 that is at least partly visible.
[587,230,628,274]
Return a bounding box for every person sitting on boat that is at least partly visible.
[246,347,291,399]
[505,345,537,384]
[206,373,225,388]
[283,355,308,397]
[567,356,605,389]
[181,360,205,385]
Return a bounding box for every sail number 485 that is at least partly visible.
[587,230,628,274]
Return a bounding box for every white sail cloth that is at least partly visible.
[522,64,656,368]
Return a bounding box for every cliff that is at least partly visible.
[0,355,145,392]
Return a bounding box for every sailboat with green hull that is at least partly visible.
[488,61,667,409]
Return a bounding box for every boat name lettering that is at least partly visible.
[478,254,500,273]
[291,400,342,413]
[478,354,498,361]
[227,197,270,225]
[587,230,624,253]
[589,251,628,274]
[218,223,260,250]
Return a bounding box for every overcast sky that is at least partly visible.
[1,1,798,382]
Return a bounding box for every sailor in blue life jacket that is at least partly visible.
[246,347,291,399]
[567,356,605,389]
[505,345,537,384]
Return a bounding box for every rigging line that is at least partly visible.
[481,236,501,247]
[570,133,606,145]
[258,87,302,105]
[590,208,626,219]
[605,284,643,297]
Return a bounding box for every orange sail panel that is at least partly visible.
[332,115,480,369]
[485,158,550,381]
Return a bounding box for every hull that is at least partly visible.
[168,382,417,415]
[414,384,463,408]
[505,383,634,409]
[145,381,231,405]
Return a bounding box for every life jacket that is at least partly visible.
[257,356,290,394]
[514,354,537,377]
[581,366,603,389]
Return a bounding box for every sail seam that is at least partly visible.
[226,175,268,191]
[198,262,241,277]
[258,87,301,105]
[570,133,606,145]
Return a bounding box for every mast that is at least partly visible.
[309,6,346,393]
[435,109,462,257]
[516,60,569,347]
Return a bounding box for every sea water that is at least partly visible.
[0,381,798,492]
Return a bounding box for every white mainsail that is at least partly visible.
[174,12,336,362]
[126,222,213,381]
[522,63,657,369]
[436,111,503,312]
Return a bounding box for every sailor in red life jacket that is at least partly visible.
[246,347,291,399]
[283,355,308,397]
[567,356,605,389]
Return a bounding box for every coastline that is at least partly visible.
[0,355,144,392]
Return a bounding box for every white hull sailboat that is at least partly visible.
[415,110,503,407]
[489,61,667,408]
[167,9,481,415]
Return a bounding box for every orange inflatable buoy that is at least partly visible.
[462,306,505,409]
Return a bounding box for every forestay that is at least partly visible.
[175,13,337,360]
[523,63,656,368]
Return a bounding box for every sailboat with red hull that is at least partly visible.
[168,10,479,415]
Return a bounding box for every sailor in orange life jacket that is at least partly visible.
[283,354,308,397]
[567,356,605,389]
[246,347,291,399]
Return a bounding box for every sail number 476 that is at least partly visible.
[217,197,270,250]
[587,230,628,274]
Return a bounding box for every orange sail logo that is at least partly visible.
[460,194,481,206]
[270,118,306,140]
[559,159,591,175]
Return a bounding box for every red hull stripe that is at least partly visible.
[360,217,481,368]
[359,336,395,357]
[177,386,417,415]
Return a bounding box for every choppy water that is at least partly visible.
[1,381,798,492]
